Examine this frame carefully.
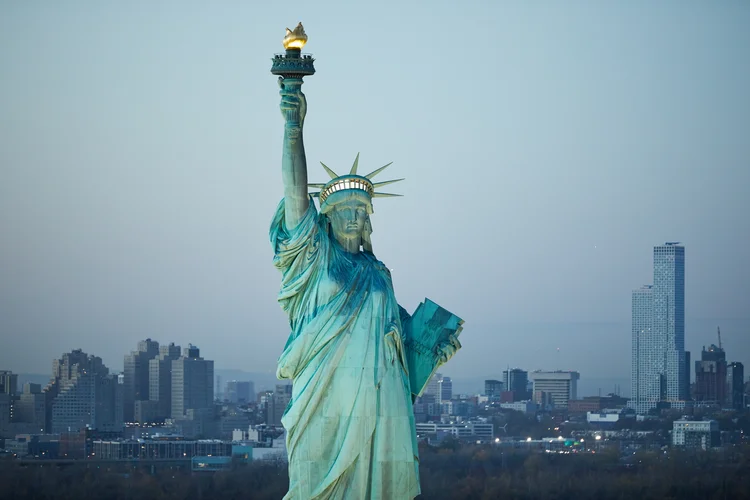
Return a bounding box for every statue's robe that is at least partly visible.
[271,199,420,500]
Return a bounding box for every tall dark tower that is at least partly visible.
[695,343,727,404]
[727,362,745,410]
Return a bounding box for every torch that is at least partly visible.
[271,23,315,129]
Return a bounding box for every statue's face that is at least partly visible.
[329,199,367,242]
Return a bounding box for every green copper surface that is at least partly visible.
[269,27,462,500]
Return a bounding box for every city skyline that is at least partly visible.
[1,2,749,387]
[3,315,746,400]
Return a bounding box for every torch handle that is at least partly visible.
[280,77,305,129]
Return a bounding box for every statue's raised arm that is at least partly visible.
[279,82,309,229]
[272,22,315,230]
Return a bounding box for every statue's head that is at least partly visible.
[321,190,373,252]
[309,154,403,253]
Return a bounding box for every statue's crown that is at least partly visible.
[308,153,404,206]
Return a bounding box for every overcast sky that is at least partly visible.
[1,1,748,393]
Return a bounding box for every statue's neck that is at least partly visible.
[333,234,361,254]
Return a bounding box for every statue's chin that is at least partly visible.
[333,230,362,240]
[332,232,362,250]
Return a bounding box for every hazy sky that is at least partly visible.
[1,1,749,393]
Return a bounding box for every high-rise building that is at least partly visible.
[148,343,181,421]
[171,345,214,419]
[529,371,579,409]
[0,371,18,396]
[123,338,160,422]
[727,362,745,411]
[47,349,123,433]
[13,383,46,433]
[0,393,10,437]
[694,344,727,405]
[631,285,654,413]
[425,373,442,399]
[421,373,453,404]
[684,350,691,402]
[265,384,292,426]
[0,370,18,436]
[225,381,255,404]
[484,380,504,401]
[503,368,529,400]
[438,376,452,403]
[653,243,688,402]
[630,243,687,414]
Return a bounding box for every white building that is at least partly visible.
[587,412,621,424]
[500,401,537,415]
[529,371,579,409]
[415,422,493,442]
[672,419,720,449]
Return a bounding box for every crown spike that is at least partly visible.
[373,192,403,198]
[320,162,339,179]
[364,162,393,179]
[372,178,404,188]
[349,153,360,175]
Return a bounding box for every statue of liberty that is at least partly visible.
[269,23,463,500]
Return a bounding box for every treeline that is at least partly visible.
[417,443,750,499]
[1,444,749,499]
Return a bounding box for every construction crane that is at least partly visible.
[717,326,722,350]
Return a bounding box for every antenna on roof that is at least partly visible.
[717,326,722,350]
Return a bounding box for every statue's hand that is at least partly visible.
[279,79,307,128]
[437,334,462,365]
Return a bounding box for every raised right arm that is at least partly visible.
[279,81,310,229]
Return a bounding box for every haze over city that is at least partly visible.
[1,1,749,395]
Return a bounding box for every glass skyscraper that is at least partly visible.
[631,243,687,414]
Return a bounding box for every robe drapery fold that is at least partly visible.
[271,198,420,500]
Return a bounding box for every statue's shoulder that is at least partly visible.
[365,253,391,276]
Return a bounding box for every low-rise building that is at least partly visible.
[568,395,629,415]
[5,434,59,458]
[499,401,537,415]
[415,422,494,443]
[586,411,621,425]
[672,419,720,449]
[92,437,231,460]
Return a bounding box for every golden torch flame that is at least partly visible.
[283,22,308,50]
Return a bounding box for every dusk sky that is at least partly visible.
[1,1,748,395]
